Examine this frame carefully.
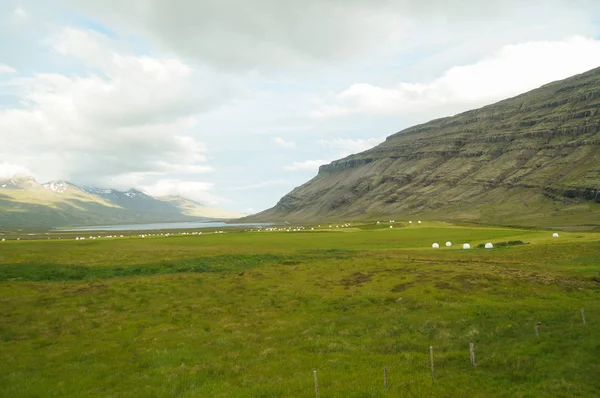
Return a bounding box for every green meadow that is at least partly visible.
[1,223,599,397]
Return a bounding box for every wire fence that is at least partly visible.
[310,307,590,396]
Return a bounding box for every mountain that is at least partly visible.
[252,66,600,227]
[157,195,246,219]
[0,176,245,229]
[79,186,183,219]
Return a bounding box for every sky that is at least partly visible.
[1,1,600,213]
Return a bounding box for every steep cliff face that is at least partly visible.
[255,66,600,226]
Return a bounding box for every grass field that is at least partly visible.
[1,222,599,397]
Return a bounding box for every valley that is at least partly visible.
[0,176,245,229]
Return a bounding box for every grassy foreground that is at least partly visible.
[1,223,599,397]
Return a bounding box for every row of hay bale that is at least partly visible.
[432,241,456,248]
[432,233,560,249]
[431,241,482,249]
[378,220,422,225]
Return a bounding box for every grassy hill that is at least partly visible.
[0,223,598,396]
[252,66,600,227]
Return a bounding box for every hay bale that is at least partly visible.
[463,243,471,249]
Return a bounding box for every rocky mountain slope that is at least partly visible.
[0,176,244,229]
[253,66,600,227]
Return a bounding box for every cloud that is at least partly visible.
[280,138,382,175]
[318,138,382,156]
[139,179,226,205]
[228,179,288,191]
[312,36,600,119]
[0,27,235,193]
[61,0,600,74]
[62,0,404,71]
[284,159,328,172]
[272,136,296,149]
[0,162,32,179]
[0,64,16,74]
[12,8,28,19]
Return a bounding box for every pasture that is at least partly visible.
[1,222,599,397]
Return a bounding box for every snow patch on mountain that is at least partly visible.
[43,181,69,193]
[0,178,28,189]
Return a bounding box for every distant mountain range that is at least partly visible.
[251,66,600,227]
[0,176,245,229]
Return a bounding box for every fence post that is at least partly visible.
[384,366,388,390]
[313,370,320,398]
[469,343,476,367]
[534,323,539,339]
[430,346,435,377]
[581,308,586,325]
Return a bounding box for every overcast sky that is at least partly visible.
[1,0,600,213]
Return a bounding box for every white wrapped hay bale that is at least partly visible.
[432,243,439,249]
[463,243,471,249]
[485,242,493,249]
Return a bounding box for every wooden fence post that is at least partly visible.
[313,370,320,398]
[581,308,586,325]
[384,366,388,389]
[430,346,435,377]
[534,323,539,339]
[469,343,476,367]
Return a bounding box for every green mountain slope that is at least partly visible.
[0,177,244,229]
[253,66,600,227]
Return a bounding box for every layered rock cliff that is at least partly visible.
[254,66,600,227]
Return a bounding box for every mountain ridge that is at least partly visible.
[251,66,600,227]
[0,176,245,229]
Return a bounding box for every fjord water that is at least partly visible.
[59,221,272,232]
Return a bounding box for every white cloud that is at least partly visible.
[318,138,382,156]
[0,27,235,193]
[62,0,406,71]
[9,7,28,21]
[12,8,27,19]
[0,64,16,74]
[139,179,226,205]
[62,0,600,74]
[280,138,381,175]
[284,159,328,172]
[313,36,600,119]
[272,136,296,149]
[0,162,32,179]
[228,179,288,191]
